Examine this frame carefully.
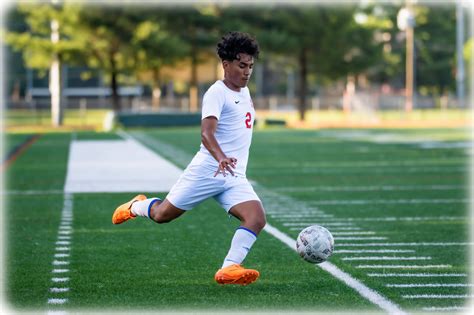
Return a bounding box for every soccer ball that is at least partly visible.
[296,225,334,264]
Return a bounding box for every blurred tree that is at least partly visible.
[161,6,219,111]
[249,5,382,121]
[5,1,85,126]
[130,11,190,110]
[75,6,142,111]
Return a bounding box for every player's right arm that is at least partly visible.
[201,116,237,177]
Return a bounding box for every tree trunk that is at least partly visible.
[297,48,308,121]
[110,51,120,112]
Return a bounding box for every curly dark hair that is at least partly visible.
[216,31,260,61]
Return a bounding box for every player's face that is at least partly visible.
[223,53,254,91]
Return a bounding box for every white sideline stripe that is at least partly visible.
[422,306,469,311]
[310,198,469,205]
[292,216,466,222]
[335,237,387,240]
[50,288,69,293]
[335,250,415,253]
[52,269,69,273]
[337,242,474,247]
[55,247,70,251]
[52,260,69,266]
[387,283,474,288]
[356,265,451,269]
[263,223,406,315]
[47,298,67,305]
[54,253,70,258]
[342,256,431,261]
[402,294,474,299]
[64,135,183,192]
[368,273,467,277]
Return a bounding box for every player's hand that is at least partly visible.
[214,157,237,177]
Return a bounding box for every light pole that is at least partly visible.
[397,4,416,113]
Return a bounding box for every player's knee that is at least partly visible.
[255,215,266,231]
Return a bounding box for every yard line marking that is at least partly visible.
[337,242,474,247]
[47,193,73,309]
[332,232,376,235]
[55,247,70,251]
[274,184,464,192]
[263,223,406,315]
[47,298,67,305]
[335,250,415,253]
[356,264,451,269]
[386,283,474,288]
[2,189,64,195]
[294,216,466,222]
[283,222,355,227]
[310,198,469,205]
[402,294,474,299]
[320,227,361,231]
[368,273,467,277]
[51,278,69,283]
[335,237,387,240]
[422,306,469,311]
[50,288,70,293]
[342,256,431,261]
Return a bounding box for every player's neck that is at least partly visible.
[222,79,241,92]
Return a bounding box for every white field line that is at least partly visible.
[283,222,355,227]
[310,198,469,205]
[386,283,474,288]
[335,250,416,254]
[2,189,64,195]
[263,223,406,315]
[356,265,452,269]
[284,216,466,222]
[402,294,474,299]
[273,184,464,192]
[342,256,431,261]
[335,237,388,240]
[368,273,467,277]
[129,131,408,314]
[422,306,470,311]
[317,227,362,231]
[47,193,73,307]
[337,242,474,247]
[332,232,376,235]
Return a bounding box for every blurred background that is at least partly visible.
[2,0,472,131]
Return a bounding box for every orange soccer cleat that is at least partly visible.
[214,264,260,286]
[112,194,147,224]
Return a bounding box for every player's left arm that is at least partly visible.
[201,116,237,177]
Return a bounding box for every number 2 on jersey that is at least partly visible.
[245,112,252,128]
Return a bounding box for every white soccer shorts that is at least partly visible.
[165,163,261,212]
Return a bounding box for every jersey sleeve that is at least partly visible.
[201,85,225,120]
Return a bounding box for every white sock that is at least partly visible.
[131,198,161,218]
[222,227,257,268]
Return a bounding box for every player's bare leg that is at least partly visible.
[148,199,185,223]
[215,200,266,285]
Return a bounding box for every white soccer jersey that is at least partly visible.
[188,80,255,177]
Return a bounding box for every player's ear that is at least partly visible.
[222,60,230,69]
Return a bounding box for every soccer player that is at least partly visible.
[112,31,266,286]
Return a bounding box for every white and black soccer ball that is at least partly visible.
[296,225,334,264]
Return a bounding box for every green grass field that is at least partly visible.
[3,127,472,313]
